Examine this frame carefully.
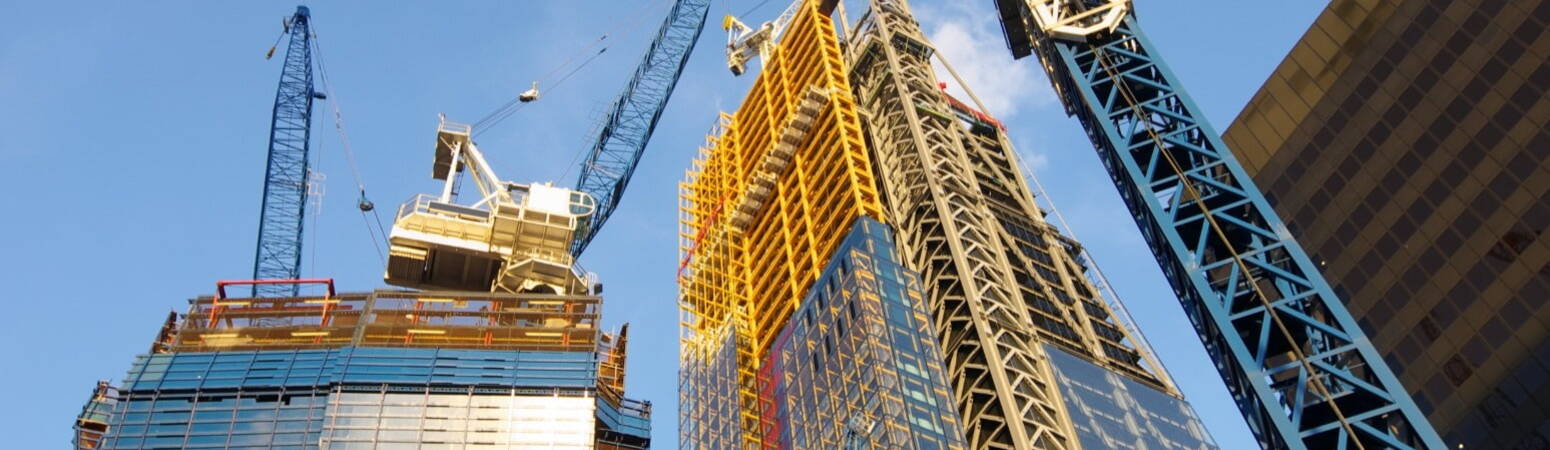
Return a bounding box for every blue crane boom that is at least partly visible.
[570,0,713,256]
[989,1,1445,448]
[252,6,323,297]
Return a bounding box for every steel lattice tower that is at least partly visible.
[252,6,318,297]
[571,0,712,256]
[844,2,1177,448]
[992,0,1446,448]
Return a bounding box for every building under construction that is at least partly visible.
[70,0,719,447]
[677,0,1217,448]
[73,123,653,449]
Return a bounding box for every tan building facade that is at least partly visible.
[1224,0,1550,447]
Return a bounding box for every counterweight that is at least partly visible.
[991,1,1445,448]
[252,6,322,297]
[571,0,713,256]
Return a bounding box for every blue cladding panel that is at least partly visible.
[93,346,651,449]
[100,389,330,449]
[678,323,743,450]
[120,347,598,392]
[766,217,966,449]
[1045,345,1218,449]
[598,397,653,440]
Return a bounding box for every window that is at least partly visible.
[1413,134,1440,160]
[1480,316,1511,347]
[1465,263,1498,292]
[1489,172,1518,199]
[1405,200,1433,224]
[1443,355,1474,387]
[1445,31,1472,56]
[1417,315,1442,343]
[1423,180,1450,206]
[1506,151,1541,183]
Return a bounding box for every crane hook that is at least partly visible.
[357,190,374,212]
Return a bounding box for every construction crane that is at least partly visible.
[252,5,325,297]
[989,1,1444,449]
[570,0,713,256]
[721,0,809,76]
[383,119,599,297]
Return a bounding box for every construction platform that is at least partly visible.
[153,280,601,354]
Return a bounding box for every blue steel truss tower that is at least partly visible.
[570,0,712,256]
[990,1,1446,449]
[252,5,320,297]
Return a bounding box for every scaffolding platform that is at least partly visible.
[168,287,601,353]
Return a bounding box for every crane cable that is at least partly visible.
[738,0,774,17]
[472,48,610,137]
[308,26,389,265]
[470,0,672,136]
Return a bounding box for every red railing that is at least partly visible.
[209,278,337,328]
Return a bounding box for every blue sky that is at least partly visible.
[0,1,1325,447]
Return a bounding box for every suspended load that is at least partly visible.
[519,81,540,102]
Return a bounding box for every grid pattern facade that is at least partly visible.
[762,217,965,449]
[89,347,648,449]
[1223,0,1550,447]
[844,1,1180,448]
[678,324,744,450]
[677,0,882,446]
[79,282,651,449]
[1043,346,1217,450]
[76,381,118,449]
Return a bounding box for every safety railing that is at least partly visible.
[175,290,602,353]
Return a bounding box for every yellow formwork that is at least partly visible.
[678,1,882,447]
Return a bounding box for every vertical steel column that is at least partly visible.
[847,2,1075,448]
[996,4,1445,448]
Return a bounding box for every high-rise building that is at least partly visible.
[679,1,1218,449]
[1223,0,1550,447]
[73,125,653,449]
[676,2,918,447]
[761,217,966,449]
[845,2,1213,449]
[73,287,649,450]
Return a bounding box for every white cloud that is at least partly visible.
[1019,149,1050,171]
[917,2,1055,119]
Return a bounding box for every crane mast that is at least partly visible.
[991,1,1445,448]
[252,6,323,297]
[570,0,713,256]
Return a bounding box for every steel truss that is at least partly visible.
[995,2,1446,448]
[252,6,318,297]
[848,2,1083,448]
[571,0,712,256]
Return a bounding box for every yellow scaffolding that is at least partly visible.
[678,1,882,447]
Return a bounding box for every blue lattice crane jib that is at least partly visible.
[990,2,1446,449]
[253,5,327,298]
[570,0,713,256]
